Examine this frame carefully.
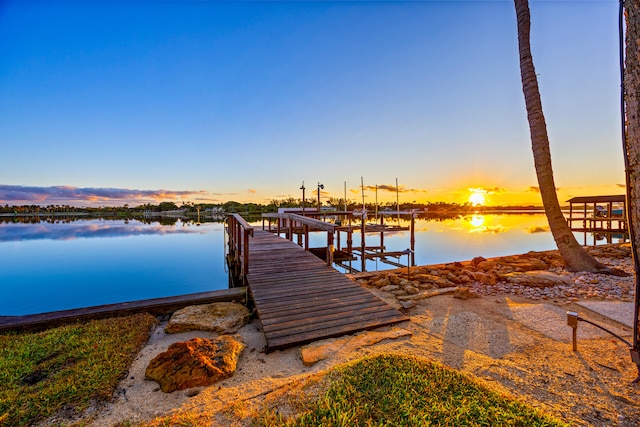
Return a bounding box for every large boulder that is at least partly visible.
[145,335,245,393]
[165,302,250,334]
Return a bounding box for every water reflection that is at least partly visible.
[0,214,223,226]
[0,218,210,242]
[0,219,228,315]
[469,215,485,228]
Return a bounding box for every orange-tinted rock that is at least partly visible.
[453,287,476,300]
[145,336,245,393]
[471,256,487,267]
[479,272,498,286]
[411,273,456,288]
[502,271,573,288]
[476,260,498,272]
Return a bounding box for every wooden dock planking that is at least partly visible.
[245,229,408,351]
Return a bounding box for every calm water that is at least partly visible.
[0,219,229,316]
[0,213,627,315]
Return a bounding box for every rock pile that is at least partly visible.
[358,245,635,304]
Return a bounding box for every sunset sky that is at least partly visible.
[0,0,624,207]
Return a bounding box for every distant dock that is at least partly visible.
[566,195,628,245]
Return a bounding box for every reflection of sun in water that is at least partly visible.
[469,190,486,206]
[470,215,485,228]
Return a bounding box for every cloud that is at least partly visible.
[617,183,626,188]
[362,184,427,194]
[528,226,549,234]
[0,185,219,207]
[470,225,506,234]
[468,187,506,195]
[527,186,540,193]
[247,189,257,194]
[0,221,205,242]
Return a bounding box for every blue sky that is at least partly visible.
[0,0,624,207]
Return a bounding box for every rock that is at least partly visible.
[476,260,498,272]
[400,300,417,310]
[396,287,458,301]
[502,271,573,288]
[505,258,549,271]
[411,273,456,288]
[457,273,472,284]
[145,336,245,393]
[479,272,498,286]
[389,274,404,286]
[165,302,250,334]
[404,285,420,294]
[371,276,391,288]
[300,328,413,366]
[445,272,459,283]
[444,261,464,270]
[379,285,400,292]
[471,256,487,267]
[453,287,476,300]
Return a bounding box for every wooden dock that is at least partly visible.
[247,230,408,351]
[228,214,409,351]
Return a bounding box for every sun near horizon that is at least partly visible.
[468,190,486,206]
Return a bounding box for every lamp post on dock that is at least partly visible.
[317,183,324,213]
[300,182,306,214]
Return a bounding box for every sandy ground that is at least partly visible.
[86,289,640,427]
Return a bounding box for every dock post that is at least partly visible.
[361,213,366,272]
[327,232,334,266]
[289,218,294,241]
[243,229,250,276]
[411,214,416,266]
[304,224,309,250]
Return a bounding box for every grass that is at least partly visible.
[0,313,156,427]
[0,318,570,427]
[253,354,570,427]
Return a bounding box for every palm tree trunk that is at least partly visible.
[623,0,640,375]
[514,0,604,271]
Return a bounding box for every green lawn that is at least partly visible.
[254,354,569,427]
[0,313,156,427]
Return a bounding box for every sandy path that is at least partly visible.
[86,289,640,427]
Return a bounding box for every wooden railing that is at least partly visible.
[227,214,254,283]
[262,213,336,265]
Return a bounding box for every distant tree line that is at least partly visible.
[1,199,542,217]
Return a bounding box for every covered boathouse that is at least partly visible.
[566,195,628,244]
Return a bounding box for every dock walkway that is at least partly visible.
[244,229,409,351]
